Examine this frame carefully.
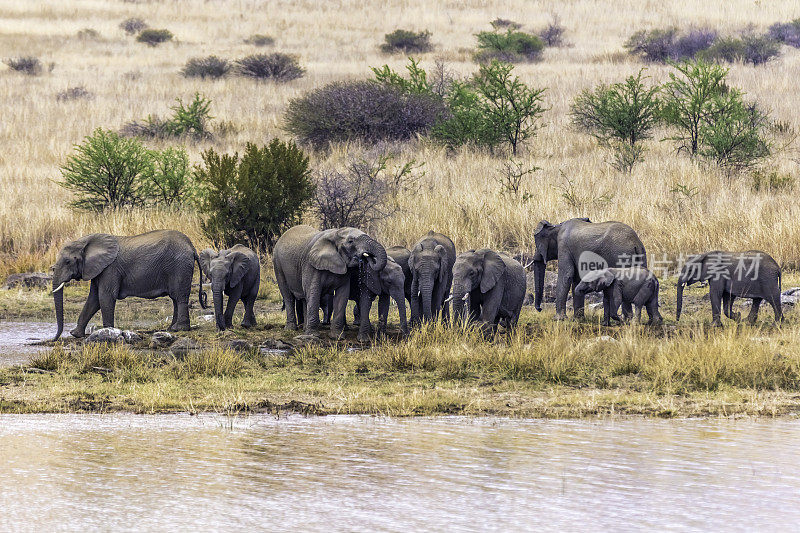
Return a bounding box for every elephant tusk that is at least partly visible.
[462,293,469,301]
[443,295,453,303]
[362,252,372,258]
[52,282,65,294]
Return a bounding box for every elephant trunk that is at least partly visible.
[533,260,546,312]
[357,235,387,272]
[420,278,434,321]
[676,278,685,321]
[53,276,65,341]
[212,282,226,331]
[452,281,469,326]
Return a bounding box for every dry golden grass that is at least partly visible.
[1,0,800,278]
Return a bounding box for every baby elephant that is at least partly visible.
[575,267,662,326]
[199,245,260,330]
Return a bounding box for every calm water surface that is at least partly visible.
[0,415,799,531]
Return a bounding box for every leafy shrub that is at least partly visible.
[195,140,314,252]
[768,19,800,47]
[77,28,100,40]
[380,29,433,53]
[181,56,231,79]
[146,147,193,206]
[434,60,546,154]
[312,149,420,229]
[672,28,718,59]
[119,17,148,35]
[661,60,772,173]
[60,129,154,211]
[235,53,304,81]
[4,56,42,75]
[136,28,173,46]
[570,69,660,172]
[121,93,213,140]
[284,80,446,149]
[624,28,678,62]
[538,15,566,47]
[475,29,545,62]
[56,86,94,102]
[244,34,274,46]
[700,35,779,65]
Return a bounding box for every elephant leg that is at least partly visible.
[601,292,612,326]
[767,289,784,324]
[357,293,374,343]
[621,301,633,322]
[328,284,349,339]
[283,293,298,331]
[377,293,390,334]
[635,305,643,324]
[646,297,663,325]
[393,290,409,336]
[98,290,117,329]
[571,277,586,320]
[241,293,257,328]
[554,263,574,320]
[72,279,101,338]
[320,294,331,326]
[353,301,360,327]
[170,298,179,328]
[709,284,723,327]
[224,285,243,328]
[295,299,305,328]
[410,277,421,327]
[722,291,739,321]
[746,297,762,325]
[169,294,191,331]
[305,288,322,335]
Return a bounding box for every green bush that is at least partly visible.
[121,92,213,140]
[570,69,660,172]
[181,56,231,79]
[136,28,173,46]
[145,147,193,206]
[195,140,314,252]
[60,129,154,211]
[700,35,780,65]
[380,29,433,53]
[474,29,545,63]
[751,168,794,192]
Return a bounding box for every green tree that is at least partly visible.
[145,147,193,206]
[195,139,314,252]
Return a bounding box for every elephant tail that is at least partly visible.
[195,252,209,309]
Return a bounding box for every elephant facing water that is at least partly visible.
[199,245,260,331]
[51,230,207,340]
[409,231,456,325]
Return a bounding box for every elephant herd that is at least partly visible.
[49,218,785,342]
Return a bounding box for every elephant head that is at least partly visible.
[532,220,560,312]
[309,228,387,285]
[199,248,252,331]
[574,269,615,296]
[52,233,119,340]
[409,242,449,320]
[451,249,506,323]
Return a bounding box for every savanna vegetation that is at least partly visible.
[1,0,800,417]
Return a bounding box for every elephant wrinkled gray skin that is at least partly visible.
[52,230,207,340]
[575,267,662,326]
[451,249,526,335]
[345,257,409,342]
[388,246,413,307]
[272,225,387,338]
[199,245,260,331]
[409,231,456,325]
[676,250,783,326]
[533,218,647,320]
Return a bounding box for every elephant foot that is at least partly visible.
[241,320,255,329]
[328,329,345,340]
[711,320,723,328]
[169,322,191,332]
[70,327,86,339]
[285,323,298,331]
[553,313,567,321]
[649,317,664,326]
[357,332,372,343]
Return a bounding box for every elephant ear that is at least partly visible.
[480,250,506,293]
[309,235,347,275]
[534,220,552,236]
[435,245,449,284]
[199,249,217,281]
[596,270,616,290]
[228,251,250,287]
[408,243,423,271]
[361,264,382,295]
[80,234,119,280]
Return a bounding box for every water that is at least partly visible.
[1,415,799,531]
[0,321,64,366]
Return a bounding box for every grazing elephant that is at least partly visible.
[532,218,647,320]
[676,250,783,326]
[409,231,456,324]
[451,249,526,334]
[199,245,260,331]
[272,225,387,338]
[51,230,207,340]
[575,267,662,326]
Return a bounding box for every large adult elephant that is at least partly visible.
[451,249,526,335]
[532,218,647,320]
[409,231,456,324]
[51,230,207,340]
[676,250,783,326]
[272,225,387,338]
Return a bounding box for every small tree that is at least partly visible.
[698,94,771,174]
[60,129,154,211]
[145,147,193,206]
[195,140,314,252]
[660,59,729,155]
[570,69,660,172]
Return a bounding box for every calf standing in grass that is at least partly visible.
[575,267,662,326]
[199,245,260,330]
